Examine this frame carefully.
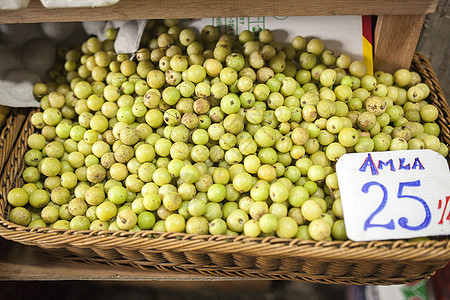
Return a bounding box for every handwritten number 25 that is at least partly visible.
[362,180,431,231]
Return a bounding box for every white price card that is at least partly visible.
[336,150,450,241]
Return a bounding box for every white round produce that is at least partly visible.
[1,68,41,107]
[0,44,20,77]
[0,23,32,47]
[40,22,79,42]
[82,21,108,39]
[21,38,56,78]
[40,0,120,8]
[0,0,30,10]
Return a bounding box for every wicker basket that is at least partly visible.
[0,53,449,285]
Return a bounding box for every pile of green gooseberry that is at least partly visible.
[6,19,449,242]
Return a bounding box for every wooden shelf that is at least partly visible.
[0,237,260,281]
[0,0,439,24]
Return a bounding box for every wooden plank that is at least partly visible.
[0,238,261,281]
[374,14,427,73]
[0,0,439,24]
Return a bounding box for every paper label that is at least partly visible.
[182,16,366,62]
[336,150,450,241]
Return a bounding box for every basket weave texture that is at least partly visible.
[0,53,449,285]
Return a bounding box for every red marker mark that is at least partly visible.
[438,196,450,225]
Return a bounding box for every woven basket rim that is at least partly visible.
[0,52,449,282]
[1,218,449,263]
